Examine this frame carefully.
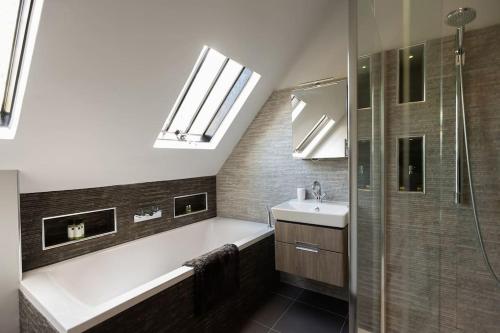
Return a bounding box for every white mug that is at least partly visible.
[297,188,306,201]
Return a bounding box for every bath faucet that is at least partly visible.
[312,181,327,202]
[266,205,273,228]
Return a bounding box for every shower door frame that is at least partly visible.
[347,1,358,331]
[348,1,386,332]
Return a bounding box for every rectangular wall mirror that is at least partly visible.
[291,78,347,159]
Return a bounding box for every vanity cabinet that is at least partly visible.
[274,221,347,287]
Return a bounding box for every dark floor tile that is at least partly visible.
[274,302,345,333]
[250,293,293,327]
[272,282,303,299]
[297,290,348,316]
[240,320,271,333]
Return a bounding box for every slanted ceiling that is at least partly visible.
[0,0,334,193]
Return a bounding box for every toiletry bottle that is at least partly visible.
[75,219,84,239]
[75,225,79,239]
[67,223,75,240]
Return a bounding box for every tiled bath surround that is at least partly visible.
[217,83,349,223]
[20,176,216,271]
[20,235,277,333]
[358,24,500,332]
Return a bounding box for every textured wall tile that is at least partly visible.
[20,176,216,271]
[19,292,57,333]
[381,24,500,333]
[217,83,348,223]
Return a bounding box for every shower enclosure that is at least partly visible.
[349,1,500,332]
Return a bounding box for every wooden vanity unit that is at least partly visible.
[274,220,347,287]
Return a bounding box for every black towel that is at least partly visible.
[184,243,240,315]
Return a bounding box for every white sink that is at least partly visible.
[271,199,349,228]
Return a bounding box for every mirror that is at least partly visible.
[291,78,347,159]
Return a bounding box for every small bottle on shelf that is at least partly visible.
[74,219,85,239]
[67,222,76,240]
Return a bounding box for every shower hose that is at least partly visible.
[458,61,500,285]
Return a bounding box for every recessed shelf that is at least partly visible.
[398,136,425,192]
[42,208,117,250]
[398,44,425,104]
[358,139,371,190]
[357,56,371,109]
[174,192,208,218]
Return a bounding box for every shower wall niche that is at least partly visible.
[398,136,424,192]
[398,44,425,104]
[358,139,371,189]
[358,56,371,109]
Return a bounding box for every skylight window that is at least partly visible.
[0,0,42,139]
[155,46,260,149]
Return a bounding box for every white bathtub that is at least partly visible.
[20,217,273,333]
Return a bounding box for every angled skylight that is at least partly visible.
[155,46,260,149]
[0,0,42,139]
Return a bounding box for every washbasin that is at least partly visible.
[271,199,349,228]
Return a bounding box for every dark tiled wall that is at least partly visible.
[383,36,443,333]
[20,176,216,271]
[20,235,277,333]
[217,82,348,223]
[380,24,500,332]
[19,292,56,333]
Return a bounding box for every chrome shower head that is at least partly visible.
[446,8,476,27]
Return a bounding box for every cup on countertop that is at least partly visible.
[297,187,306,201]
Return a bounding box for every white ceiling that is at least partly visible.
[0,0,333,193]
[359,0,500,54]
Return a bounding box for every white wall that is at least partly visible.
[0,171,21,333]
[279,0,348,88]
[0,0,333,193]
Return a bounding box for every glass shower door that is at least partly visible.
[351,1,500,332]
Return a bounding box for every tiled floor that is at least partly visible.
[240,283,349,333]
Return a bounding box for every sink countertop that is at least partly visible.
[271,199,349,228]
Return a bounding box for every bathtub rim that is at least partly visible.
[20,217,274,333]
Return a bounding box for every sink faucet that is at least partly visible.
[312,181,327,202]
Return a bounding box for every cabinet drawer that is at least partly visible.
[275,241,346,287]
[275,221,346,253]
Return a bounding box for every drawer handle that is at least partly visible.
[295,241,319,253]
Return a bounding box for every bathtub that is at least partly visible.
[20,217,274,333]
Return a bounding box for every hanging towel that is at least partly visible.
[184,243,240,315]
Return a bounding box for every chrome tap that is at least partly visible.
[312,181,327,202]
[266,205,273,228]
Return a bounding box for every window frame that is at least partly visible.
[0,0,41,140]
[157,46,256,145]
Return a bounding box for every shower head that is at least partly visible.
[446,8,476,27]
